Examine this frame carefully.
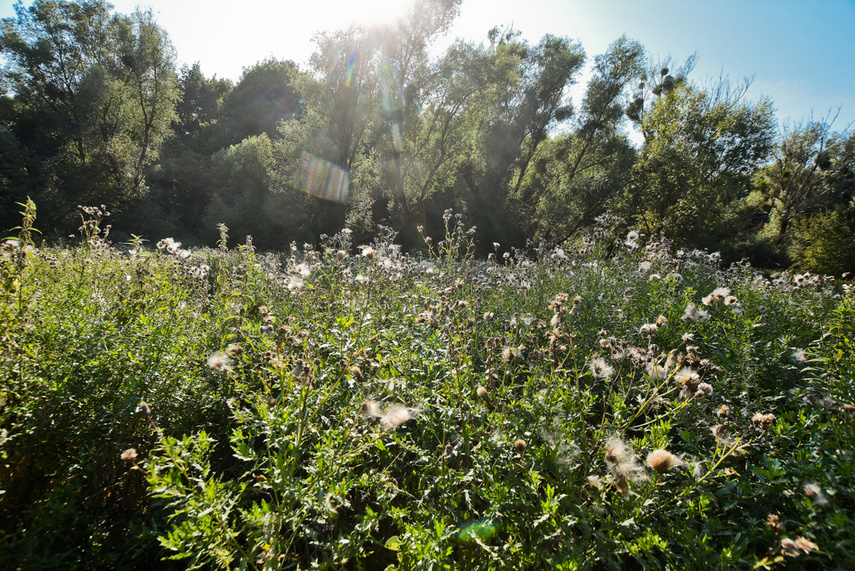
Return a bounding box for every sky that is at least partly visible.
[2,0,854,133]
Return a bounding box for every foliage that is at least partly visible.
[628,78,776,251]
[1,204,854,569]
[0,0,178,231]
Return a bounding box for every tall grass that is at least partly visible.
[1,204,853,569]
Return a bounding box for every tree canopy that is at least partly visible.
[2,0,853,272]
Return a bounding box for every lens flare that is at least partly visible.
[345,51,356,88]
[300,152,349,203]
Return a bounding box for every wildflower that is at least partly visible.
[361,246,375,259]
[646,449,681,474]
[640,322,658,336]
[646,360,670,381]
[682,303,710,323]
[716,405,729,417]
[477,386,496,409]
[379,405,418,430]
[207,352,233,372]
[514,439,527,454]
[695,382,713,397]
[225,343,243,357]
[296,263,312,278]
[751,412,776,429]
[792,348,807,363]
[121,448,138,462]
[589,357,614,379]
[724,295,738,306]
[587,475,601,487]
[649,273,661,281]
[287,276,304,291]
[360,400,382,423]
[674,366,700,386]
[354,274,370,284]
[804,482,828,506]
[604,435,647,487]
[655,314,667,326]
[710,287,730,301]
[767,514,781,535]
[780,536,818,557]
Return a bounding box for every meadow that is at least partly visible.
[1,202,853,569]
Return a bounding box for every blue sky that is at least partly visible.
[2,0,854,133]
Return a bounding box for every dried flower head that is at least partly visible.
[207,352,233,372]
[360,400,382,423]
[751,412,776,430]
[379,405,418,431]
[695,382,713,397]
[604,435,647,485]
[647,449,682,474]
[514,439,527,454]
[804,482,828,506]
[121,448,138,462]
[640,322,658,336]
[767,514,781,535]
[780,536,818,557]
[588,357,615,379]
[477,386,495,409]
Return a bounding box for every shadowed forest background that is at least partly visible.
[2,0,854,273]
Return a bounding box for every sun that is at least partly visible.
[346,0,415,27]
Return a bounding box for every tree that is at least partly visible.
[517,36,644,244]
[627,76,775,250]
[219,58,302,145]
[456,30,586,250]
[752,118,855,246]
[173,62,232,139]
[0,0,178,229]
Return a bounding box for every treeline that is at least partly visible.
[2,0,854,272]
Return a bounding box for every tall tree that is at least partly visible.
[627,76,775,249]
[457,30,585,249]
[517,35,645,244]
[0,0,177,228]
[752,118,855,246]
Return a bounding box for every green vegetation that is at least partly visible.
[2,2,854,565]
[1,202,854,569]
[3,0,854,273]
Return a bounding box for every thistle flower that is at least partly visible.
[379,405,417,430]
[646,449,682,474]
[674,366,700,386]
[695,382,713,397]
[751,412,776,430]
[477,386,495,409]
[682,303,710,323]
[767,514,781,535]
[640,322,658,336]
[207,352,233,372]
[804,482,828,506]
[604,435,647,485]
[360,400,382,423]
[588,356,614,379]
[780,536,818,557]
[645,360,670,381]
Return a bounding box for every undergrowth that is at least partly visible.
[1,203,853,569]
